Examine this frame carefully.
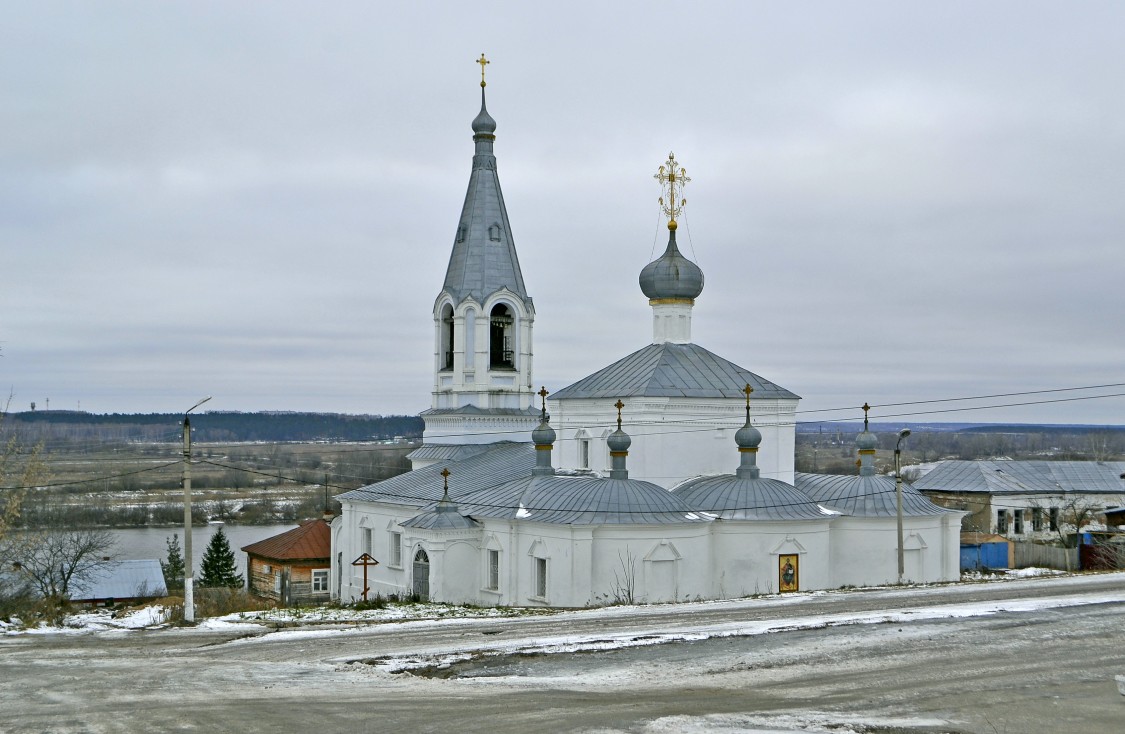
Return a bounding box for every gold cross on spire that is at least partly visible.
[743,383,754,420]
[614,399,625,430]
[477,53,490,87]
[538,386,549,414]
[862,402,870,430]
[654,151,690,230]
[441,467,450,491]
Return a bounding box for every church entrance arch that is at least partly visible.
[412,548,430,600]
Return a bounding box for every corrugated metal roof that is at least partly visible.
[241,520,329,561]
[795,473,951,517]
[440,97,529,304]
[551,342,799,401]
[69,559,167,601]
[420,406,539,417]
[450,474,712,526]
[337,442,536,507]
[913,460,1125,495]
[672,475,832,521]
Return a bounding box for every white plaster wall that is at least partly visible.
[551,397,798,487]
[589,526,713,604]
[711,520,833,596]
[336,499,416,602]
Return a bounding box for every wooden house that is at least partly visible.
[242,519,331,605]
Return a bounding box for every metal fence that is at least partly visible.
[1012,541,1078,571]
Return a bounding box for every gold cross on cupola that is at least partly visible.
[441,467,451,491]
[477,53,490,87]
[862,402,871,430]
[743,383,754,419]
[538,386,549,413]
[655,151,690,230]
[614,399,625,430]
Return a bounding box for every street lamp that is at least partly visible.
[895,427,911,585]
[183,396,211,622]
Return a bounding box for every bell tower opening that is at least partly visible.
[440,304,455,371]
[489,304,515,369]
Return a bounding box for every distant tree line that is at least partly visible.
[0,411,424,445]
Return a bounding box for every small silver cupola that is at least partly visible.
[531,387,556,476]
[607,400,632,479]
[735,384,763,479]
[856,402,878,476]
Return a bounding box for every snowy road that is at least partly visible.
[3,573,1124,733]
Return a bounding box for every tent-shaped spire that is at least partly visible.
[441,66,528,304]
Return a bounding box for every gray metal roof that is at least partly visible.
[441,91,529,304]
[69,559,167,601]
[401,499,480,530]
[420,406,539,417]
[672,475,832,521]
[452,474,712,526]
[406,443,495,462]
[794,473,952,517]
[913,460,1125,495]
[338,442,536,507]
[551,342,799,401]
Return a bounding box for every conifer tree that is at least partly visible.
[161,533,185,591]
[199,527,244,588]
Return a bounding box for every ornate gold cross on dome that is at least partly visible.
[538,386,549,413]
[862,402,871,430]
[743,383,754,419]
[441,467,451,492]
[477,53,490,87]
[654,151,690,229]
[614,399,625,430]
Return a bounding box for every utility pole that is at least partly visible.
[182,396,211,622]
[895,428,911,585]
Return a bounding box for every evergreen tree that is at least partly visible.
[199,527,243,588]
[161,533,185,591]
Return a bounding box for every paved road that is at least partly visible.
[3,574,1124,733]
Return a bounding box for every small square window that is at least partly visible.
[312,569,329,593]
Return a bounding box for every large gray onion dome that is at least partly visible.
[639,229,704,300]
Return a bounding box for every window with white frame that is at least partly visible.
[997,510,1008,533]
[1049,507,1060,531]
[312,569,329,593]
[1013,509,1024,534]
[390,531,403,567]
[533,557,547,598]
[579,439,590,469]
[362,527,372,556]
[487,549,500,591]
[1032,507,1044,531]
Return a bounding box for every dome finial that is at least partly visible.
[743,383,754,423]
[440,467,452,502]
[538,385,549,420]
[614,399,625,431]
[862,402,870,431]
[476,53,490,88]
[655,151,690,231]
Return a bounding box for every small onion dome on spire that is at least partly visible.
[735,420,762,451]
[856,401,877,450]
[532,416,556,446]
[606,426,631,453]
[531,387,556,476]
[638,230,705,300]
[472,91,496,135]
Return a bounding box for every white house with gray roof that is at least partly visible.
[330,71,962,607]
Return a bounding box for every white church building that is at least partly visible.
[330,72,963,607]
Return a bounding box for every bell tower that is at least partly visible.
[421,56,538,449]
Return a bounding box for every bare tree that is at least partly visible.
[610,548,638,605]
[3,529,118,600]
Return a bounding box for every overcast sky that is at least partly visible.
[2,2,1123,425]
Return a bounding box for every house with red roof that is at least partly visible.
[241,519,332,605]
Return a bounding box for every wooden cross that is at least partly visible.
[614,399,625,430]
[351,553,380,602]
[477,53,490,87]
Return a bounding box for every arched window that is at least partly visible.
[412,548,430,600]
[489,304,515,369]
[440,304,454,371]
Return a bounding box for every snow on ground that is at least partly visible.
[628,712,954,734]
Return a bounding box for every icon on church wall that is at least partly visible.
[779,554,799,593]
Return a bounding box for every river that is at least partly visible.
[108,523,297,579]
